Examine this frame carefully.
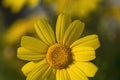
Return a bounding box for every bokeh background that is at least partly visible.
[0,0,120,80]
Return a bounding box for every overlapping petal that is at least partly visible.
[70,34,100,50]
[41,66,52,80]
[75,62,98,77]
[63,20,84,46]
[47,69,56,80]
[17,47,45,61]
[56,69,71,80]
[27,59,51,80]
[21,36,48,52]
[56,13,71,44]
[67,64,88,80]
[62,69,71,80]
[21,62,36,76]
[34,19,56,45]
[72,47,96,61]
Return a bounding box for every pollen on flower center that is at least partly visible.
[46,43,72,69]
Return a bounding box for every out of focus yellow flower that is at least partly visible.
[27,0,40,7]
[57,0,100,18]
[17,13,100,80]
[45,0,100,18]
[45,0,56,4]
[3,16,40,45]
[106,7,120,21]
[2,0,40,13]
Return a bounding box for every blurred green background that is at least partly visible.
[0,0,120,80]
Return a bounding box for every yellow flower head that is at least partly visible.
[3,16,40,45]
[17,13,100,80]
[105,7,120,21]
[46,0,100,17]
[2,0,40,13]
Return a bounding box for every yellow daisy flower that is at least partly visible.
[3,16,40,45]
[45,0,100,18]
[57,0,100,17]
[2,0,40,13]
[17,13,100,80]
[106,7,120,21]
[45,0,56,4]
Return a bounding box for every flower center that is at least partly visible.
[46,43,72,69]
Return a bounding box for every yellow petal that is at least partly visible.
[72,46,94,52]
[17,47,45,61]
[67,64,88,80]
[67,68,78,80]
[75,62,98,77]
[27,59,49,80]
[41,66,52,79]
[72,63,88,80]
[62,69,71,80]
[34,19,56,45]
[56,70,60,80]
[59,70,64,80]
[57,69,71,80]
[21,36,48,52]
[56,13,71,44]
[47,69,56,80]
[70,34,100,50]
[72,47,96,61]
[21,62,35,76]
[63,20,84,46]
